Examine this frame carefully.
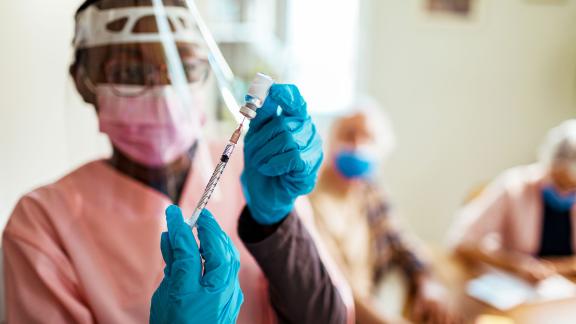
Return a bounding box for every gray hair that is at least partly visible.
[330,96,396,161]
[539,119,576,168]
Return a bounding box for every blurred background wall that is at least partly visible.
[358,0,576,243]
[0,0,575,244]
[0,1,109,230]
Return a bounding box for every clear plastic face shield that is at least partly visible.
[70,0,226,168]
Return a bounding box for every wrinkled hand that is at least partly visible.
[150,206,243,324]
[513,257,557,283]
[411,276,462,324]
[241,84,323,225]
[545,257,576,277]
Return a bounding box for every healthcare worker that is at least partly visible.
[450,119,576,282]
[2,0,353,323]
[309,100,459,324]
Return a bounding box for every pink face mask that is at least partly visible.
[96,85,204,167]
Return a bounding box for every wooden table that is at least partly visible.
[431,250,576,324]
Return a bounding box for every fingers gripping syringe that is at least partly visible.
[186,73,275,227]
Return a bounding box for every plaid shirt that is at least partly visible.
[311,181,428,295]
[363,183,428,284]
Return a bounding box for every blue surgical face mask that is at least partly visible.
[334,149,375,179]
[542,185,576,212]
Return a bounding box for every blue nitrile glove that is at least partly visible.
[150,205,243,324]
[241,84,323,225]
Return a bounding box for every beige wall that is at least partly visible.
[0,1,111,229]
[358,0,576,243]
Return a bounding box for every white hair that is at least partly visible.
[331,96,396,161]
[539,119,576,168]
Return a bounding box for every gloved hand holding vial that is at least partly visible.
[241,84,324,225]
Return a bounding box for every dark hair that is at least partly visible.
[76,0,100,16]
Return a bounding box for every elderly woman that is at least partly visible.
[309,100,459,324]
[451,119,576,282]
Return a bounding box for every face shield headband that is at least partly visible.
[73,5,205,49]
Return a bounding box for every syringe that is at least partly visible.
[186,73,275,227]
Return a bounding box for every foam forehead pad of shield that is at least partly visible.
[73,5,204,48]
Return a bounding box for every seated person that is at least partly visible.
[450,119,576,282]
[2,1,352,323]
[309,100,458,324]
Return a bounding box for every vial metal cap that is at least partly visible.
[240,73,274,120]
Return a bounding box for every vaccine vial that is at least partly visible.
[239,73,274,120]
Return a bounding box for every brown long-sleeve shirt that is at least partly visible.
[238,206,349,324]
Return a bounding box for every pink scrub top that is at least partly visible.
[3,141,303,323]
[449,164,576,255]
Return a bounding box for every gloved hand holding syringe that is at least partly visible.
[186,73,275,227]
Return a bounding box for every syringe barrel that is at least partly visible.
[187,161,226,227]
[187,142,236,228]
[221,142,235,160]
